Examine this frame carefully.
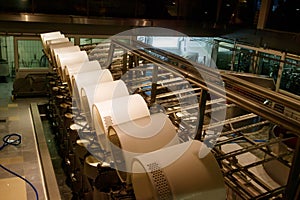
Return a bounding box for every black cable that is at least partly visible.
[0,133,21,150]
[0,133,39,200]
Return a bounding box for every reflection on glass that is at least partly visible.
[18,40,47,68]
[216,42,234,70]
[138,36,215,66]
[80,38,106,45]
[257,52,280,81]
[0,36,13,77]
[234,48,253,73]
[280,58,300,96]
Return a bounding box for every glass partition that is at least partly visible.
[257,52,280,81]
[79,38,107,45]
[233,48,254,73]
[280,57,300,96]
[216,42,234,70]
[0,36,14,77]
[16,39,47,69]
[137,36,215,66]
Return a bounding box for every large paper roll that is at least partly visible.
[41,31,61,40]
[56,51,89,77]
[108,112,179,182]
[64,60,101,84]
[48,42,74,67]
[80,80,129,128]
[52,45,80,68]
[43,36,66,55]
[132,140,226,200]
[41,31,62,42]
[45,37,69,56]
[46,37,69,46]
[92,94,150,151]
[40,31,64,50]
[72,69,113,111]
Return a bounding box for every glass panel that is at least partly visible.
[257,52,280,81]
[138,36,215,65]
[152,37,179,48]
[0,36,14,77]
[17,39,47,69]
[280,58,300,96]
[182,37,214,65]
[80,38,107,45]
[216,42,234,70]
[234,48,254,73]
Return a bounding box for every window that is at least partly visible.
[17,39,46,69]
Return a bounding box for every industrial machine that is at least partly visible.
[41,30,300,200]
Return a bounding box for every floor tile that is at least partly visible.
[0,177,27,200]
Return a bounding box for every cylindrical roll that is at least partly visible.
[52,45,80,68]
[46,37,69,56]
[48,41,73,56]
[72,69,113,111]
[131,140,226,200]
[46,37,69,46]
[41,31,61,40]
[41,31,62,43]
[41,31,64,51]
[56,51,89,77]
[64,60,101,84]
[108,112,179,182]
[92,94,150,151]
[48,42,74,67]
[80,80,129,128]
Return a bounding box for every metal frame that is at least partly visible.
[99,38,299,199]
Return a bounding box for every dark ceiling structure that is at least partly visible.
[0,0,299,54]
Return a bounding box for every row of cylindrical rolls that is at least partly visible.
[41,31,226,200]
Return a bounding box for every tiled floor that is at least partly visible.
[0,77,48,199]
[0,76,72,200]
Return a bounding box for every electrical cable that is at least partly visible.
[0,133,21,150]
[0,133,39,200]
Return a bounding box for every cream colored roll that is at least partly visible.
[52,45,80,68]
[48,41,74,67]
[72,69,113,111]
[46,37,69,46]
[40,31,64,50]
[80,80,129,129]
[45,37,69,56]
[64,60,101,84]
[41,31,62,42]
[132,140,226,200]
[108,112,179,182]
[41,31,60,39]
[56,51,89,77]
[43,35,66,55]
[92,94,150,150]
[48,41,73,56]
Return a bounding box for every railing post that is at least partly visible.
[195,89,207,141]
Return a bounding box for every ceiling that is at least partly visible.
[0,0,300,55]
